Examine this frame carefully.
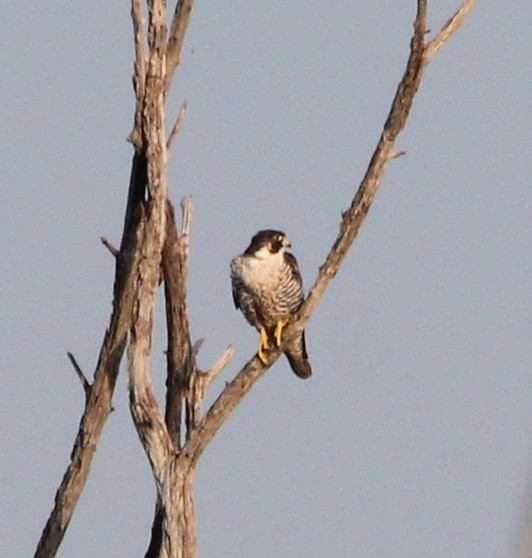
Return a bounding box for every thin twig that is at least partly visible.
[66,352,91,401]
[129,0,147,148]
[204,345,234,381]
[191,338,204,357]
[424,0,476,61]
[100,237,119,258]
[387,150,406,160]
[186,345,235,430]
[165,0,195,94]
[167,101,188,150]
[180,197,193,236]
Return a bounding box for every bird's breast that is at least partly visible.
[236,255,283,291]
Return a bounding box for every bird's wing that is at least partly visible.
[282,255,311,379]
[230,259,243,310]
[232,281,242,310]
[284,330,312,379]
[284,252,303,288]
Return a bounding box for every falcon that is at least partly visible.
[230,229,312,379]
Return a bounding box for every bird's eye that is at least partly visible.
[270,239,281,253]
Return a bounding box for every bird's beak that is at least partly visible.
[282,236,291,248]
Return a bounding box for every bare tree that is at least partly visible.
[34,1,476,557]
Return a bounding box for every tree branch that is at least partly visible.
[182,356,267,470]
[128,0,170,472]
[203,345,234,380]
[186,344,234,432]
[167,101,187,151]
[100,236,119,258]
[165,0,195,94]
[35,163,147,558]
[66,352,91,403]
[129,0,147,149]
[127,3,199,558]
[144,198,196,558]
[181,0,476,469]
[35,0,175,553]
[162,199,193,451]
[296,0,427,325]
[424,0,476,61]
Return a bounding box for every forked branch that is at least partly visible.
[34,0,196,555]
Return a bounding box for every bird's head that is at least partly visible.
[244,229,291,260]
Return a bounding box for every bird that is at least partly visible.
[230,229,312,379]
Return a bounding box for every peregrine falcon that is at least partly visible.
[230,230,312,379]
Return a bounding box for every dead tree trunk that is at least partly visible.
[34,2,475,557]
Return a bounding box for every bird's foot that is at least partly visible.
[258,327,271,364]
[274,318,290,347]
[257,344,270,365]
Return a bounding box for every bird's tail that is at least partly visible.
[284,330,312,379]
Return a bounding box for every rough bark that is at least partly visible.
[144,199,195,558]
[163,200,194,450]
[34,0,197,555]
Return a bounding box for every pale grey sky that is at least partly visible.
[2,2,532,557]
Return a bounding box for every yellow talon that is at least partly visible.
[258,344,270,364]
[259,327,270,350]
[258,327,271,364]
[274,318,289,347]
